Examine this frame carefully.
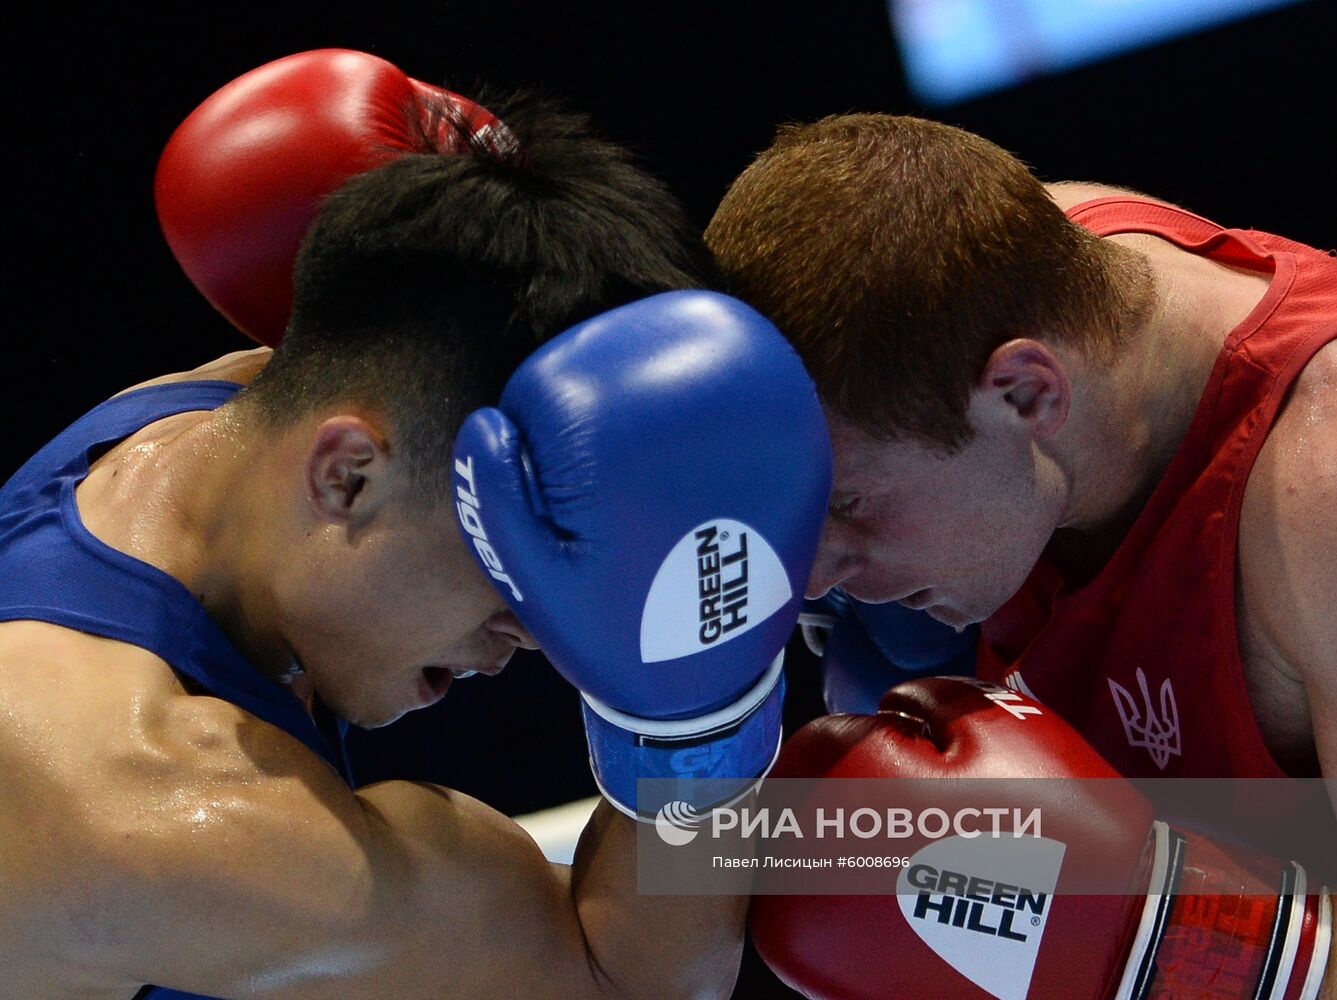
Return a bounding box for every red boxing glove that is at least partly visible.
[154,48,515,346]
[750,677,1331,1000]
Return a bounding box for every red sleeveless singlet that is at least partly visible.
[978,197,1337,779]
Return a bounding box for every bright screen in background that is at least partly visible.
[890,0,1305,104]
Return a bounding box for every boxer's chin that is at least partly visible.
[924,599,978,631]
[333,684,423,730]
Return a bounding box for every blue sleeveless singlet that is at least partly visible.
[0,381,354,1000]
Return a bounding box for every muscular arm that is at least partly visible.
[1238,342,1337,999]
[1239,341,1337,797]
[0,626,743,999]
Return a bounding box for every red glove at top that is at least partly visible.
[154,48,515,347]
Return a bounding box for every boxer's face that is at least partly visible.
[806,413,1064,629]
[279,488,535,729]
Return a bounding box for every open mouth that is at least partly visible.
[420,666,454,700]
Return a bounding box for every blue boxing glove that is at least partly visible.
[453,291,832,817]
[799,590,977,715]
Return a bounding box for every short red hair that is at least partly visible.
[706,114,1151,450]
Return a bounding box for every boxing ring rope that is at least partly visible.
[513,795,602,864]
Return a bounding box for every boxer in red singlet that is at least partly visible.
[707,113,1336,997]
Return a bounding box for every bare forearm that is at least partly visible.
[569,800,746,1000]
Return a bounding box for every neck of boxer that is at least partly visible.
[76,403,304,691]
[1045,234,1273,583]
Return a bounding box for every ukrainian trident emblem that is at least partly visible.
[1107,668,1181,770]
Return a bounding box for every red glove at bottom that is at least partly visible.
[750,678,1331,999]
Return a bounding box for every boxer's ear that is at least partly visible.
[972,338,1070,439]
[305,415,396,526]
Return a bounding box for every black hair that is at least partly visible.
[239,86,720,499]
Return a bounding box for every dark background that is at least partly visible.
[11,2,1332,995]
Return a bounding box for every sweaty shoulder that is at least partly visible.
[1044,181,1182,213]
[113,346,273,398]
[1237,340,1337,776]
[0,619,588,999]
[0,620,375,995]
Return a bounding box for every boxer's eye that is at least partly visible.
[828,494,861,521]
